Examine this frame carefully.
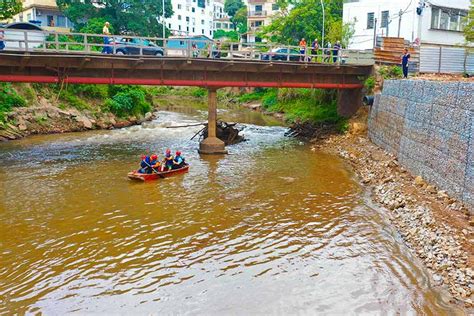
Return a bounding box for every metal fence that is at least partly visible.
[0,28,374,65]
[420,46,474,74]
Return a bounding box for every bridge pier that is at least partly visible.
[337,89,363,118]
[198,88,227,155]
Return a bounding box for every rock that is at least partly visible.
[414,176,425,186]
[144,112,153,120]
[437,190,449,199]
[74,115,93,129]
[18,123,27,131]
[426,185,436,194]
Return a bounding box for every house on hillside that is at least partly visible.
[343,0,470,50]
[3,0,73,32]
[245,0,282,43]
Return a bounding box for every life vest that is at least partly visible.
[164,154,174,166]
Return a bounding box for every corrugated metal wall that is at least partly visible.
[420,46,474,74]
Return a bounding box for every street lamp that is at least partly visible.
[320,0,325,49]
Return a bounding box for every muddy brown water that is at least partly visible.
[0,110,464,314]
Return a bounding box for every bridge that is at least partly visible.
[0,29,373,153]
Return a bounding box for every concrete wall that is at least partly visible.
[368,80,473,210]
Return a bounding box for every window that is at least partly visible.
[186,16,190,22]
[27,13,31,21]
[381,10,389,28]
[216,22,221,28]
[178,4,181,9]
[201,19,204,25]
[255,5,262,12]
[430,6,467,31]
[202,29,204,34]
[57,15,66,27]
[367,12,374,29]
[192,7,195,13]
[197,0,205,9]
[178,15,182,20]
[272,4,279,11]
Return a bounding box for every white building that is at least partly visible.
[343,0,470,49]
[167,0,217,37]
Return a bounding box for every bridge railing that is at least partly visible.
[0,28,374,65]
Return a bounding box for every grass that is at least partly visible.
[237,88,346,131]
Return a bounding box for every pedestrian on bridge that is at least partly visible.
[102,22,112,54]
[299,38,307,62]
[311,38,319,62]
[0,29,5,51]
[333,41,341,63]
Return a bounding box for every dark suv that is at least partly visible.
[114,38,164,56]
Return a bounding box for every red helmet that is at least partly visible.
[176,151,181,156]
[165,148,171,154]
[151,154,158,160]
[141,155,146,160]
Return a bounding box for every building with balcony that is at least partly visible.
[167,0,218,37]
[246,0,281,43]
[4,0,73,32]
[343,0,471,50]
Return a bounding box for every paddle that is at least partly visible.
[141,159,161,175]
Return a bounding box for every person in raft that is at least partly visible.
[138,154,160,174]
[172,151,186,169]
[162,149,174,171]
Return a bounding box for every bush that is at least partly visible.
[364,76,376,94]
[0,83,26,122]
[378,65,403,79]
[105,88,152,118]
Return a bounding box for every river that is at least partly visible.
[0,108,463,314]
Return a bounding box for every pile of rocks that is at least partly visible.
[319,135,473,307]
[1,103,155,141]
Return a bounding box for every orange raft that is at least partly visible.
[128,165,189,181]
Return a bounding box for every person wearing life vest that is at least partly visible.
[162,149,174,171]
[149,154,160,173]
[138,155,151,174]
[172,151,185,169]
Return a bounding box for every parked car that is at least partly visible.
[261,47,301,61]
[113,38,164,56]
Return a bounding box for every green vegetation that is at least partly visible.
[57,0,173,37]
[239,88,346,130]
[214,30,239,41]
[258,0,348,45]
[105,86,152,118]
[378,65,403,79]
[364,76,376,95]
[0,83,26,122]
[0,0,22,20]
[464,1,474,43]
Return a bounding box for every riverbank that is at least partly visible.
[316,107,473,309]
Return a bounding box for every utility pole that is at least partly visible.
[320,0,325,50]
[373,18,377,48]
[162,0,166,40]
[398,9,403,37]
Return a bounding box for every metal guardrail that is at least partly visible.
[0,28,374,65]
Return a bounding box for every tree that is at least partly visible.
[224,0,245,29]
[0,0,22,20]
[258,0,344,45]
[464,0,474,43]
[56,0,173,37]
[233,7,248,35]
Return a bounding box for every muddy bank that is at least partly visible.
[315,108,473,309]
[0,97,154,141]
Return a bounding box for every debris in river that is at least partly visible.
[198,121,245,145]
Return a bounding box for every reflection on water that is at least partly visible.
[0,111,462,314]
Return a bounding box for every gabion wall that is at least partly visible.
[368,80,473,211]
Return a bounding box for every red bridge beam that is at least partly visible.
[0,75,363,89]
